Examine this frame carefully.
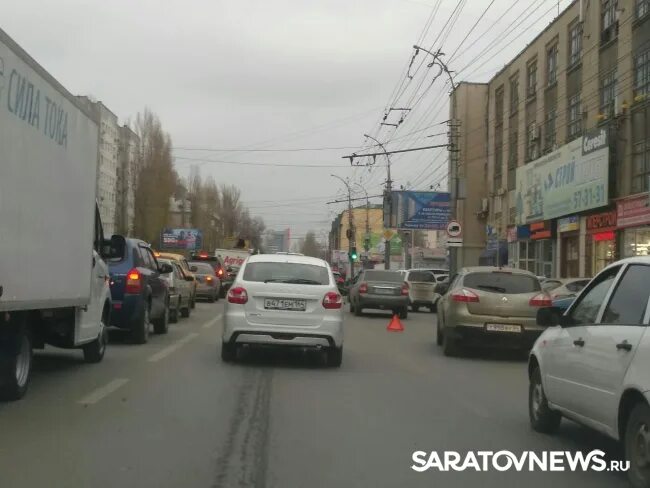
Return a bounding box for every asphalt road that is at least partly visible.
[0,302,630,488]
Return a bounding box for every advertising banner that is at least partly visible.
[385,191,451,230]
[160,228,203,250]
[515,128,609,225]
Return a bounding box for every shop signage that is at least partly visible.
[558,215,579,233]
[586,208,617,234]
[617,194,650,228]
[529,221,554,240]
[515,128,609,225]
[516,225,531,240]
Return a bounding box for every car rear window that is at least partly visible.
[463,272,540,294]
[190,262,216,275]
[243,262,329,285]
[364,271,403,282]
[408,271,435,282]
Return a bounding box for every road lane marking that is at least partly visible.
[147,332,199,362]
[203,314,223,329]
[78,378,129,406]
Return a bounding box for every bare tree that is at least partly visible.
[300,231,321,258]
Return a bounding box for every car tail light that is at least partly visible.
[227,286,248,304]
[529,293,552,307]
[451,288,479,303]
[217,268,224,277]
[206,276,214,285]
[125,268,142,294]
[359,282,368,294]
[401,282,410,295]
[322,291,343,309]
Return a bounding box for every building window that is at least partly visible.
[602,0,618,43]
[507,129,518,191]
[568,22,582,67]
[635,50,650,98]
[527,60,537,99]
[600,69,617,117]
[526,122,539,162]
[544,108,557,152]
[631,106,650,193]
[547,44,558,86]
[568,93,582,140]
[494,88,504,192]
[638,0,650,19]
[510,75,519,114]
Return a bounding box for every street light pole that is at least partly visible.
[354,183,370,255]
[331,175,355,278]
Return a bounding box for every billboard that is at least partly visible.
[160,228,203,250]
[515,128,609,225]
[385,191,451,230]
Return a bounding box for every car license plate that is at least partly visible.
[264,298,306,311]
[374,288,394,295]
[486,323,521,333]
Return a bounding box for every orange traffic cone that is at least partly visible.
[387,314,404,332]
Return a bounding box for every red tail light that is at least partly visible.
[451,288,479,303]
[323,291,343,309]
[227,286,248,304]
[529,293,552,307]
[125,268,142,294]
[401,282,410,295]
[217,268,224,277]
[359,282,368,294]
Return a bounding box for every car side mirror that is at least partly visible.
[159,263,174,274]
[100,235,125,259]
[190,265,198,272]
[434,282,449,295]
[536,307,565,327]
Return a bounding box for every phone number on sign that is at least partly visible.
[573,184,605,210]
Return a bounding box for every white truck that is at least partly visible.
[214,248,251,297]
[0,28,120,400]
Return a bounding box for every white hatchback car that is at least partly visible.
[221,254,344,366]
[528,257,650,488]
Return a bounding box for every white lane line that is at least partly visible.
[78,378,129,406]
[147,332,199,363]
[203,314,223,329]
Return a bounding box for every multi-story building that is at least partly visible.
[76,96,119,236]
[117,125,140,236]
[450,0,650,278]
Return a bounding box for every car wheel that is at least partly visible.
[214,290,220,302]
[399,307,408,320]
[208,293,216,303]
[190,294,196,309]
[170,298,180,324]
[442,328,461,357]
[153,300,169,334]
[180,304,190,318]
[83,325,107,363]
[221,342,237,362]
[131,303,150,344]
[429,305,436,313]
[0,317,32,401]
[436,320,443,346]
[625,402,650,488]
[528,366,561,433]
[411,304,419,313]
[326,346,343,368]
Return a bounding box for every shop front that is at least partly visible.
[509,222,555,277]
[617,194,650,258]
[585,208,617,275]
[557,216,580,277]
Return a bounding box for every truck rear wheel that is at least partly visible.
[0,316,32,401]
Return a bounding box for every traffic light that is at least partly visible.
[350,247,358,261]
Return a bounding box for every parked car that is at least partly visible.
[435,267,551,356]
[333,271,347,295]
[529,257,650,488]
[189,261,221,302]
[159,258,193,322]
[541,277,591,299]
[221,254,344,366]
[156,252,197,308]
[348,270,409,319]
[109,239,173,343]
[402,270,437,312]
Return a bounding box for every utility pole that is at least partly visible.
[448,118,461,275]
[355,183,371,256]
[363,134,393,270]
[331,175,355,278]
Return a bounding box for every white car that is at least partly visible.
[221,254,344,366]
[528,257,650,488]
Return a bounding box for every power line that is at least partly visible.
[174,156,349,168]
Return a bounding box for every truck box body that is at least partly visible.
[0,28,99,312]
[214,249,250,269]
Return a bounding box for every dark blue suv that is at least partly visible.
[108,238,172,343]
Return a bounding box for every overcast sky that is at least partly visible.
[5,0,571,242]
